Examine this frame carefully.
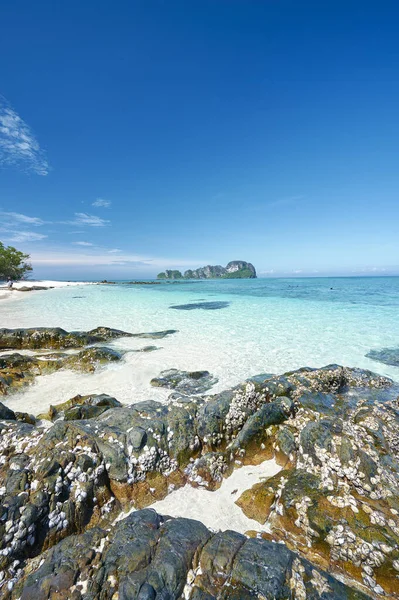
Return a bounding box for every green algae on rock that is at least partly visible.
[0,348,123,396]
[37,393,122,422]
[0,364,398,598]
[0,326,178,350]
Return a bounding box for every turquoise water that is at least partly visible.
[1,277,399,413]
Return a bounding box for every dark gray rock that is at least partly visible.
[366,346,399,367]
[230,396,294,453]
[7,510,371,600]
[170,301,230,311]
[0,365,397,598]
[0,327,99,350]
[0,401,15,420]
[151,369,218,394]
[63,346,123,372]
[0,326,177,350]
[132,330,178,339]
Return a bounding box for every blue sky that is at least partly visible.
[1,0,398,279]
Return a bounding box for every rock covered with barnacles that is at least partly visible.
[236,365,399,597]
[0,363,398,597]
[5,509,370,600]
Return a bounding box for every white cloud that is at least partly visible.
[0,211,45,226]
[71,213,110,227]
[0,97,49,175]
[108,248,121,253]
[30,249,208,270]
[72,241,94,246]
[92,198,111,208]
[0,211,48,243]
[4,231,47,243]
[259,269,275,275]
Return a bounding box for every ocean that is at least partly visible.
[2,276,399,414]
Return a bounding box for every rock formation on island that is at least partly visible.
[157,260,257,280]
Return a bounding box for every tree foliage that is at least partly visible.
[0,242,32,280]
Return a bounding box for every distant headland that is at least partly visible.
[157,260,257,280]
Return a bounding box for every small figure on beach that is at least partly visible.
[7,277,13,289]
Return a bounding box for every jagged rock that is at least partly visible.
[37,393,122,422]
[0,365,397,597]
[366,346,399,367]
[0,327,178,350]
[6,510,371,600]
[0,353,61,396]
[0,349,122,396]
[236,366,399,597]
[0,327,99,350]
[63,347,123,373]
[0,401,15,420]
[150,369,218,394]
[229,396,294,454]
[14,412,36,425]
[159,260,257,279]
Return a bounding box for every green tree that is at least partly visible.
[0,242,32,280]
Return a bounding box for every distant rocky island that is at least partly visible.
[157,260,257,280]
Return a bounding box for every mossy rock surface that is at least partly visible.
[0,364,398,598]
[37,393,121,421]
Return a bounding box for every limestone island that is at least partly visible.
[157,260,257,280]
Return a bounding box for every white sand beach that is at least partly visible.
[0,280,95,303]
[149,458,281,533]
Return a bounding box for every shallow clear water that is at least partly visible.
[1,277,399,414]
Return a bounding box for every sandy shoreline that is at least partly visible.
[0,280,95,304]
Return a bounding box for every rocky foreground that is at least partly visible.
[0,328,399,598]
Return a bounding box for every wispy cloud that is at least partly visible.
[3,231,47,243]
[92,198,111,208]
[0,211,45,226]
[72,241,94,246]
[108,248,121,253]
[0,97,49,176]
[259,269,275,275]
[30,249,208,270]
[69,213,110,227]
[0,211,48,244]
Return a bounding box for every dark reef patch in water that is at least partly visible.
[169,301,230,311]
[366,347,399,367]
